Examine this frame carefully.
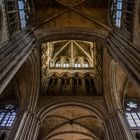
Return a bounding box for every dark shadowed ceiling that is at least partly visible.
[33,0,110,31]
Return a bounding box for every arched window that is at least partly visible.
[0,104,18,128]
[63,58,69,68]
[5,0,28,37]
[62,77,70,86]
[73,75,82,86]
[111,0,123,27]
[55,63,61,67]
[74,59,81,68]
[18,0,28,29]
[55,59,61,68]
[49,75,58,86]
[125,99,140,128]
[83,59,89,68]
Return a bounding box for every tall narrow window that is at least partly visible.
[111,0,123,27]
[83,59,89,68]
[55,63,61,68]
[5,0,28,37]
[0,104,18,128]
[63,58,69,68]
[125,99,140,128]
[18,0,28,29]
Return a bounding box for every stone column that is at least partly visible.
[68,78,72,95]
[82,77,86,95]
[41,76,50,95]
[104,110,135,140]
[58,78,62,95]
[13,110,40,140]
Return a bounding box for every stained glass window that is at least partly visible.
[111,0,123,27]
[0,104,18,128]
[5,0,28,37]
[18,0,28,29]
[125,100,140,128]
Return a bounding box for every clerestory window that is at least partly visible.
[5,0,28,37]
[18,0,28,29]
[111,0,123,27]
[125,100,140,128]
[74,63,81,68]
[55,63,61,68]
[0,104,18,128]
[63,63,69,68]
[83,63,88,68]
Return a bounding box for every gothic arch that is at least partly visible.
[14,48,40,111]
[103,48,128,112]
[61,72,72,78]
[36,99,108,140]
[35,28,108,44]
[36,99,107,121]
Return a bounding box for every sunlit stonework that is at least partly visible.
[41,40,102,96]
[0,0,139,139]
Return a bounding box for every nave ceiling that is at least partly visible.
[33,0,110,31]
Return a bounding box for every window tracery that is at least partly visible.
[62,77,70,86]
[111,0,123,27]
[18,0,28,29]
[55,59,61,68]
[63,58,69,68]
[74,58,81,68]
[83,59,89,68]
[49,75,58,86]
[5,0,28,37]
[73,75,82,86]
[0,104,18,128]
[125,99,140,128]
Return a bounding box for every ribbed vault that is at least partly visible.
[33,0,110,31]
[38,105,104,140]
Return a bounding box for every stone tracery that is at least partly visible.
[0,0,139,139]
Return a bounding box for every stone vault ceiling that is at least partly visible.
[34,0,110,31]
[39,106,103,140]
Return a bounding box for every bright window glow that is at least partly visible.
[77,64,81,67]
[55,63,61,67]
[83,63,89,68]
[18,0,27,29]
[111,0,123,27]
[74,63,81,68]
[63,63,69,68]
[127,102,137,109]
[74,64,78,68]
[126,113,136,127]
[0,105,18,128]
[125,100,140,128]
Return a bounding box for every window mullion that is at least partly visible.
[0,111,7,127]
[0,111,5,126]
[130,113,138,127]
[5,112,12,127]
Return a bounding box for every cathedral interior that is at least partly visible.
[0,0,140,140]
